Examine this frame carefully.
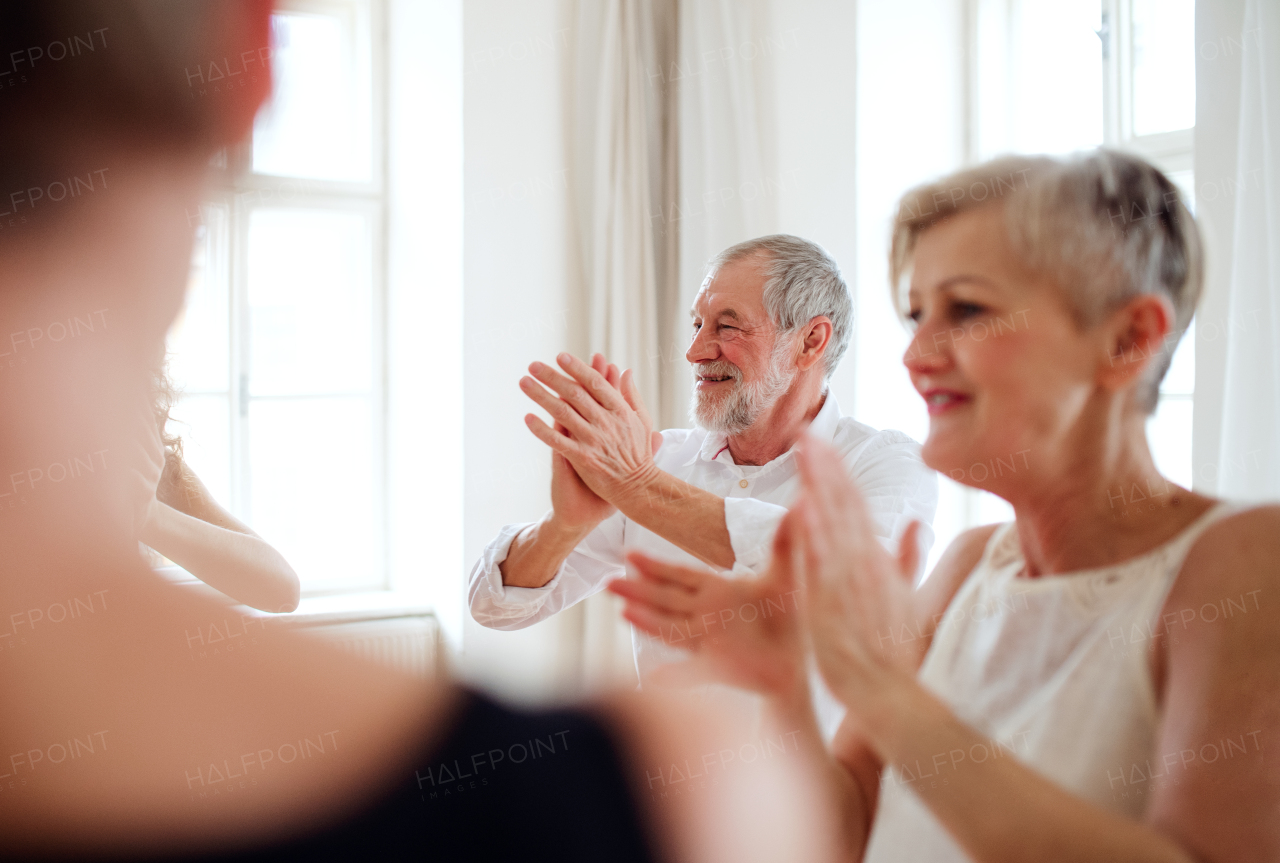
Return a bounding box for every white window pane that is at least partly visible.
[1009,0,1104,154]
[247,207,373,396]
[1147,396,1192,488]
[247,397,378,593]
[253,7,373,182]
[166,394,232,507]
[1161,318,1195,396]
[1132,0,1195,136]
[168,205,230,392]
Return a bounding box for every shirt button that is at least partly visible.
[739,479,749,488]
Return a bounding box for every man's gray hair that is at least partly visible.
[706,234,853,380]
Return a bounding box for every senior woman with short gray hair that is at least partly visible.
[612,149,1280,862]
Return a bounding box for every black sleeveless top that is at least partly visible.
[32,689,662,862]
[220,689,660,862]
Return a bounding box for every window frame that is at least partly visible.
[941,0,1197,540]
[1100,0,1196,482]
[187,0,393,597]
[1100,0,1195,173]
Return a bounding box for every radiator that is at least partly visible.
[295,615,443,679]
[152,565,444,679]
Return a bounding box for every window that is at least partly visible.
[856,0,1198,576]
[167,0,389,596]
[982,0,1197,491]
[1101,0,1197,490]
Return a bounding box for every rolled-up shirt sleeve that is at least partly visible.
[723,496,788,575]
[467,511,627,630]
[722,431,938,577]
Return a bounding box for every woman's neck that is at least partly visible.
[1001,406,1214,577]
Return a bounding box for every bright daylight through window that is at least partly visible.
[166,0,385,596]
[857,0,1198,577]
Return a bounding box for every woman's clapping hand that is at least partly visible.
[790,436,924,709]
[608,524,808,700]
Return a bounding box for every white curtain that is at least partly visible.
[564,0,780,690]
[675,0,778,427]
[1215,0,1280,502]
[569,0,678,690]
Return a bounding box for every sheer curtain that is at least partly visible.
[1195,0,1280,502]
[677,0,777,416]
[569,0,678,689]
[1214,0,1280,502]
[566,0,780,689]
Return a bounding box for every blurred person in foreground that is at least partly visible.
[0,3,837,860]
[613,151,1280,861]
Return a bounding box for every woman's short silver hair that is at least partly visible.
[890,150,1204,414]
[707,234,853,380]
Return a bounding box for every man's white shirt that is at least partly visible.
[468,394,938,733]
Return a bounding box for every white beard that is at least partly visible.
[690,338,796,435]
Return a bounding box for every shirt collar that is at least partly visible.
[806,391,842,444]
[683,428,728,467]
[683,391,843,468]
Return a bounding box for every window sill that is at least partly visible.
[153,565,436,626]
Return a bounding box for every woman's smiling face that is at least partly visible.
[901,202,1104,493]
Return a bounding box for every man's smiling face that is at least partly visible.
[686,253,797,434]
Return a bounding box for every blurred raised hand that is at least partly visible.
[608,519,808,700]
[790,436,923,709]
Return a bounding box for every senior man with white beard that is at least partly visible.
[468,235,937,724]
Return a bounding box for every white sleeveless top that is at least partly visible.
[864,502,1241,862]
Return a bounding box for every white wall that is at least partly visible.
[762,0,969,448]
[856,0,989,575]
[460,0,587,701]
[766,0,859,412]
[387,0,464,644]
[852,0,966,445]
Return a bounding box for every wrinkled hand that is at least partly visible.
[547,355,619,529]
[608,522,807,699]
[790,436,922,709]
[521,352,663,508]
[549,419,615,530]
